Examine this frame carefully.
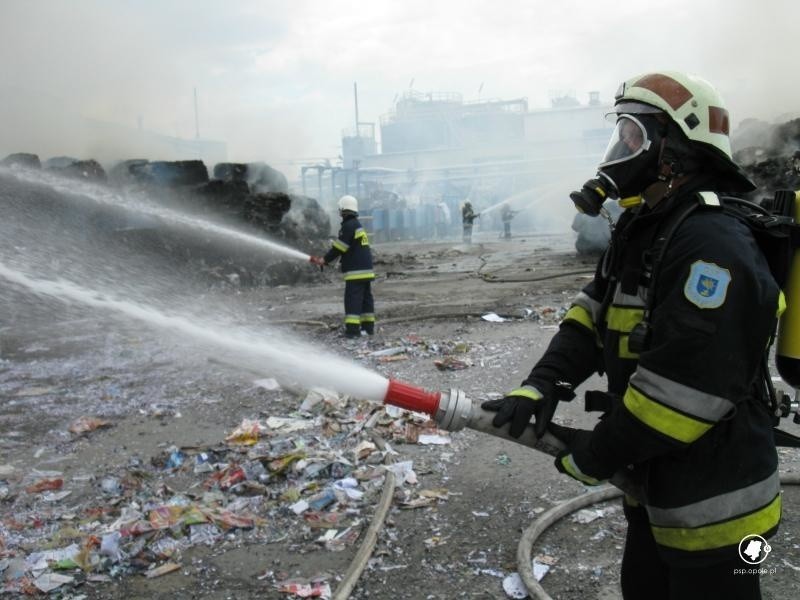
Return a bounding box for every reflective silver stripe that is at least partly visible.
[697,191,720,207]
[647,471,780,528]
[630,366,735,422]
[612,284,647,308]
[573,291,603,325]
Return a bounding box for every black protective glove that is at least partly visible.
[481,381,574,439]
[549,422,607,486]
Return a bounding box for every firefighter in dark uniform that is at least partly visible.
[500,203,516,239]
[462,201,479,243]
[311,195,375,338]
[483,72,781,599]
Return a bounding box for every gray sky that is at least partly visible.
[1,0,796,170]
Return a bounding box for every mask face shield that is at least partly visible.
[599,115,652,169]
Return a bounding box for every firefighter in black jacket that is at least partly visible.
[483,72,781,599]
[462,201,479,243]
[311,195,375,338]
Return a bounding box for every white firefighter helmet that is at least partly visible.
[338,195,358,213]
[612,70,753,190]
[614,71,731,161]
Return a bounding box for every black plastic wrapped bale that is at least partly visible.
[245,162,289,194]
[1,153,41,169]
[108,159,150,185]
[45,158,107,182]
[212,162,249,183]
[192,179,252,220]
[144,160,209,187]
[281,194,331,240]
[244,192,292,233]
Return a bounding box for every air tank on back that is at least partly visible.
[776,191,800,387]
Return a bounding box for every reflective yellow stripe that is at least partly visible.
[510,386,542,401]
[624,494,640,507]
[618,334,639,359]
[560,454,602,486]
[344,271,375,281]
[563,305,594,333]
[631,367,735,421]
[344,315,361,325]
[360,314,376,323]
[623,386,712,443]
[651,494,781,551]
[332,239,349,252]
[778,291,787,317]
[606,306,644,333]
[354,228,370,246]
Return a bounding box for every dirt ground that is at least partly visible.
[1,173,800,599]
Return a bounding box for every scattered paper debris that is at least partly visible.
[266,416,314,433]
[481,312,507,323]
[68,416,111,435]
[225,419,266,445]
[417,433,451,445]
[254,378,281,391]
[276,577,332,598]
[502,573,528,599]
[145,561,181,578]
[33,572,74,593]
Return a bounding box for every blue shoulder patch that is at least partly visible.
[684,260,731,309]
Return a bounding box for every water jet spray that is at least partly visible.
[0,261,641,500]
[1,166,317,265]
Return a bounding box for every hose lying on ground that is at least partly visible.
[479,269,595,283]
[333,471,397,600]
[517,473,800,600]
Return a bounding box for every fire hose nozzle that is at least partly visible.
[383,380,644,501]
[384,379,442,415]
[434,388,567,456]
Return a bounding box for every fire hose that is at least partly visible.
[380,380,644,500]
[374,379,800,600]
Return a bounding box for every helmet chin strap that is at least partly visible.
[642,138,688,207]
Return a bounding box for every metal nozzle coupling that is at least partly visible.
[433,388,567,457]
[387,383,645,501]
[433,388,473,431]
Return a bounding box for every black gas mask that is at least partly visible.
[570,112,666,216]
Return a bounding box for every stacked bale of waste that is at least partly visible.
[0,152,41,169]
[2,151,331,287]
[735,118,800,200]
[108,157,330,286]
[44,156,107,182]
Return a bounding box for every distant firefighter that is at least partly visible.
[461,201,480,244]
[500,203,518,239]
[309,195,375,338]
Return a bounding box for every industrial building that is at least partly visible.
[302,89,615,240]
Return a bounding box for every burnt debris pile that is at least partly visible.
[734,118,800,197]
[1,154,331,287]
